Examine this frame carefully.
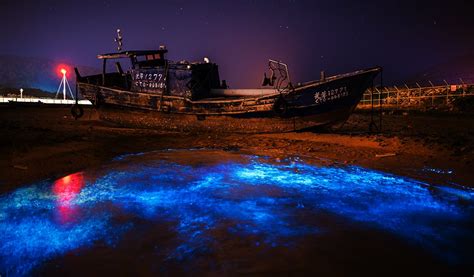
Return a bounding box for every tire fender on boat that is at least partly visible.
[71,104,84,119]
[273,96,288,116]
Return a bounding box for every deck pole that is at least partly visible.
[102,59,107,86]
[368,80,379,133]
[379,68,383,132]
[460,78,465,97]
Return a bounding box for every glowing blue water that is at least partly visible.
[0,151,473,275]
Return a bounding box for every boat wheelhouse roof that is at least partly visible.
[97,49,168,59]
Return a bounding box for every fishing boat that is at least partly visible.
[75,46,381,132]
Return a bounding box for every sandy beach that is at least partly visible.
[1,106,472,192]
[0,106,473,276]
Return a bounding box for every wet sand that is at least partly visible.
[0,106,473,276]
[1,106,472,192]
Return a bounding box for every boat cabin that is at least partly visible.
[76,48,221,100]
[97,49,167,69]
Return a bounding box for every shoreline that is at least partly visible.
[1,106,473,193]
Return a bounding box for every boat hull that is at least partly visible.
[97,104,356,133]
[78,67,380,132]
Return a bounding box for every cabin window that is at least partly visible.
[145,54,162,61]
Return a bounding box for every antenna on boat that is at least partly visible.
[114,29,123,51]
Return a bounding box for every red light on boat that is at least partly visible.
[60,68,67,75]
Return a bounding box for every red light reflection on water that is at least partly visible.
[53,172,85,224]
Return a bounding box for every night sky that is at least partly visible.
[1,0,473,87]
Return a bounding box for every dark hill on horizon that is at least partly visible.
[0,86,55,98]
[0,55,99,93]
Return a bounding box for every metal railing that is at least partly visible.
[358,83,474,110]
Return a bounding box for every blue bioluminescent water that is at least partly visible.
[0,150,473,275]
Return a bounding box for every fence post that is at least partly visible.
[378,89,381,107]
[428,81,434,106]
[443,80,449,105]
[460,78,465,97]
[395,86,399,109]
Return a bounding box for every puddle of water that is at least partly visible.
[0,150,473,275]
[422,166,454,175]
